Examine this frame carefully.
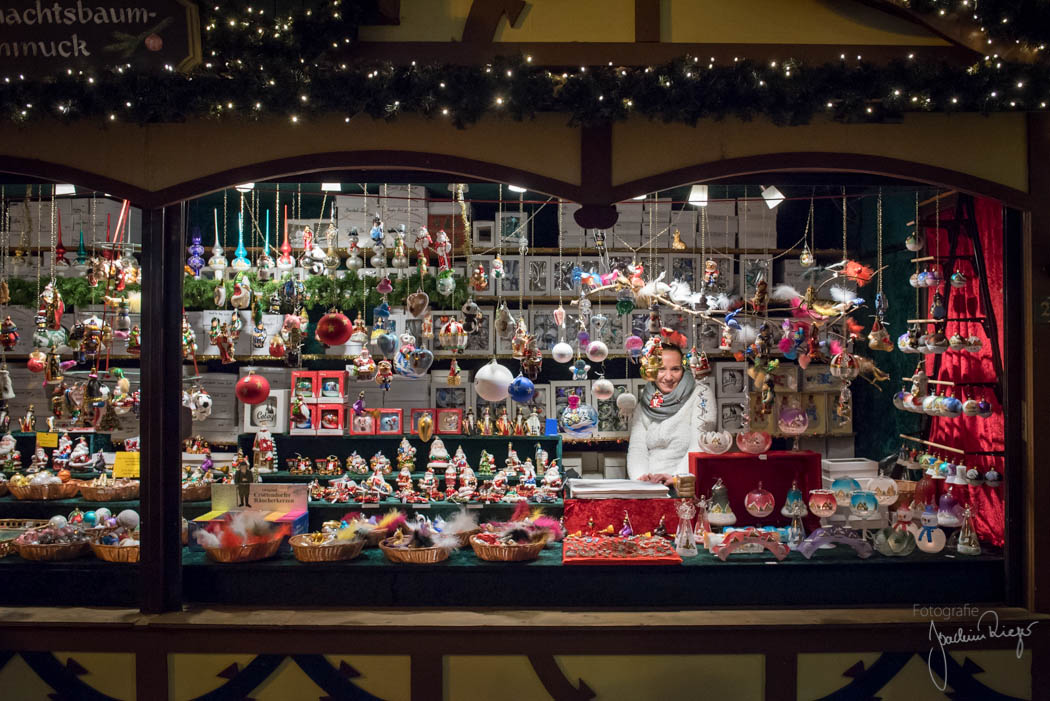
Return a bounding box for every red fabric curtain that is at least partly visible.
[923,198,1005,546]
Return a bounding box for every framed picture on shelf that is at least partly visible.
[801,364,841,392]
[435,408,463,435]
[802,392,827,435]
[349,411,376,436]
[525,256,551,295]
[551,258,578,295]
[495,255,523,296]
[827,393,853,435]
[431,382,469,411]
[589,311,624,350]
[740,254,773,300]
[409,408,435,435]
[669,254,698,288]
[550,381,590,432]
[717,397,748,434]
[747,393,775,433]
[530,305,580,352]
[463,309,494,355]
[716,362,748,398]
[376,408,404,435]
[402,315,433,352]
[525,384,551,424]
[241,390,288,433]
[595,379,632,437]
[749,362,800,393]
[695,319,721,352]
[497,210,526,246]
[698,253,735,295]
[472,220,495,248]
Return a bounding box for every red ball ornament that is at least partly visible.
[268,335,286,358]
[27,350,46,373]
[144,34,163,51]
[315,311,352,347]
[235,372,270,405]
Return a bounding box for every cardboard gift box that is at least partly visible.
[291,370,320,402]
[315,403,345,435]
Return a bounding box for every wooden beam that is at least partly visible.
[635,0,660,43]
[462,0,527,43]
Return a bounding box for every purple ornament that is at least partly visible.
[187,227,205,278]
[577,331,590,346]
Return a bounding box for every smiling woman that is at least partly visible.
[626,343,716,483]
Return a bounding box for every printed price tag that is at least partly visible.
[112,452,140,478]
[35,432,58,448]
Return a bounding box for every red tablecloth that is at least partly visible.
[689,450,823,530]
[563,498,683,535]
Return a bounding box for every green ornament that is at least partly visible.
[616,299,634,315]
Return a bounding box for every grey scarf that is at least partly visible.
[639,372,696,422]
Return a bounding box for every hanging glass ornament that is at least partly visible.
[508,374,536,403]
[829,351,859,379]
[905,229,924,251]
[436,268,456,297]
[208,213,228,280]
[616,390,637,421]
[586,340,609,363]
[345,230,363,272]
[474,359,514,402]
[592,376,615,401]
[551,341,574,364]
[187,227,205,277]
[929,291,947,320]
[781,481,808,518]
[231,211,251,271]
[437,316,468,352]
[560,393,598,437]
[624,335,644,362]
[406,290,430,318]
[950,269,968,288]
[615,288,634,315]
[744,482,775,518]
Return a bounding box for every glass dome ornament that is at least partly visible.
[829,351,859,380]
[868,470,899,506]
[937,487,963,527]
[437,316,469,352]
[697,430,733,454]
[849,490,879,520]
[799,243,815,268]
[781,480,809,518]
[874,505,917,557]
[913,505,947,553]
[831,475,861,504]
[736,430,772,454]
[948,506,982,556]
[744,482,775,518]
[706,478,736,528]
[674,500,698,557]
[591,376,615,401]
[560,393,598,437]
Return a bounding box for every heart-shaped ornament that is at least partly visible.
[377,331,399,357]
[406,291,430,318]
[411,348,434,374]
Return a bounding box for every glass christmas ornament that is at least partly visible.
[675,500,698,557]
[942,395,963,418]
[927,268,943,287]
[965,335,984,353]
[551,341,575,364]
[744,482,775,518]
[874,505,917,557]
[235,371,270,405]
[187,228,205,277]
[706,478,737,528]
[624,335,644,360]
[561,394,598,437]
[799,244,815,268]
[616,391,638,421]
[937,487,963,527]
[591,376,615,401]
[437,317,468,351]
[908,272,921,288]
[231,211,251,271]
[905,230,924,251]
[208,223,228,279]
[829,351,859,380]
[849,490,879,519]
[697,431,733,454]
[950,270,968,288]
[868,471,899,506]
[984,467,1002,487]
[949,506,982,556]
[436,269,456,296]
[474,359,514,402]
[977,398,993,418]
[508,374,536,404]
[781,481,809,518]
[315,310,352,347]
[948,333,966,351]
[777,402,809,450]
[893,390,907,410]
[736,430,772,454]
[831,475,861,504]
[913,505,946,553]
[586,340,609,363]
[930,291,947,320]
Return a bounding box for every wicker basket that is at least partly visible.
[0,518,48,558]
[90,542,140,563]
[892,479,918,509]
[364,527,390,547]
[9,481,81,500]
[204,538,282,564]
[469,535,547,562]
[17,540,90,561]
[379,538,450,564]
[290,534,365,563]
[81,482,140,502]
[450,527,481,548]
[181,483,212,502]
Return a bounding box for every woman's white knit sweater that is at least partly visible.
[626,379,716,479]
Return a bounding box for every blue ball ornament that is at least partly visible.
[83,511,97,526]
[507,374,536,403]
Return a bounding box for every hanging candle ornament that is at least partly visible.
[187,227,205,277]
[315,309,352,347]
[235,370,271,405]
[912,505,947,553]
[474,359,514,402]
[799,243,815,268]
[592,376,615,401]
[561,393,598,437]
[507,374,536,404]
[781,481,808,518]
[905,229,924,251]
[616,390,637,420]
[551,341,575,364]
[586,340,609,363]
[736,431,772,454]
[807,489,837,518]
[744,482,775,518]
[706,478,736,528]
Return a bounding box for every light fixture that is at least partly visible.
[507,185,526,193]
[235,183,255,192]
[688,184,708,207]
[761,185,785,209]
[631,194,647,201]
[54,184,76,195]
[321,183,342,192]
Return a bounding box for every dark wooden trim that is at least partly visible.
[461,0,527,43]
[367,0,401,26]
[139,205,185,614]
[609,152,1032,210]
[1002,203,1025,608]
[134,637,169,701]
[764,653,797,701]
[410,654,443,701]
[635,0,660,43]
[343,41,975,65]
[1025,112,1050,613]
[0,156,151,204]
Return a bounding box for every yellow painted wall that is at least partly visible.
[611,113,1029,194]
[360,0,947,46]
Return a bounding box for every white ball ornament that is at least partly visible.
[616,391,638,420]
[117,509,140,531]
[49,515,68,529]
[551,341,574,364]
[473,359,514,402]
[592,377,615,401]
[586,340,609,363]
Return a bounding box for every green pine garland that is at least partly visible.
[5,276,141,308]
[910,0,1050,50]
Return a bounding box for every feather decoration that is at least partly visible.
[842,260,875,286]
[431,531,462,550]
[778,336,795,353]
[194,529,221,548]
[737,323,758,345]
[510,500,531,523]
[532,515,564,541]
[830,285,862,305]
[771,284,802,301]
[830,339,843,356]
[377,509,406,531]
[442,508,479,535]
[845,317,865,339]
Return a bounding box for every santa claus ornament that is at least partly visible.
[236,371,271,405]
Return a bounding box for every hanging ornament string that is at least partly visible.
[496,184,504,306]
[49,184,57,287]
[458,184,471,277]
[841,186,847,263]
[914,191,920,320]
[877,188,884,301]
[35,185,43,303]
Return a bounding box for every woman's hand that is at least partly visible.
[640,473,677,486]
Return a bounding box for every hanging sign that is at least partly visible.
[0,1,201,76]
[112,450,140,478]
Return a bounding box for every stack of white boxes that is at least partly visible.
[559,201,586,248]
[735,198,778,249]
[613,201,644,248]
[703,200,738,250]
[820,457,886,529]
